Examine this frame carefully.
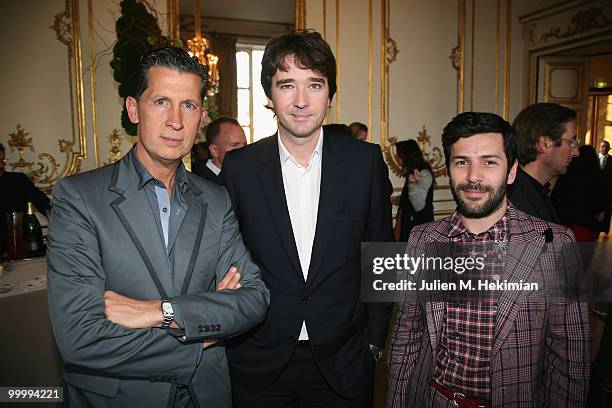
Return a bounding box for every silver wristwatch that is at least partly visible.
[160,299,174,329]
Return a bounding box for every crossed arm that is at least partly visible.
[103,266,242,348]
[46,178,269,382]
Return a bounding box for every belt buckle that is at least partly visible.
[451,392,465,407]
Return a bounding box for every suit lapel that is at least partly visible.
[258,136,303,280]
[425,301,445,352]
[172,182,207,295]
[491,207,544,357]
[109,157,173,299]
[305,133,346,290]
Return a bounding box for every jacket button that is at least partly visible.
[290,336,297,343]
[301,296,311,302]
[199,324,210,332]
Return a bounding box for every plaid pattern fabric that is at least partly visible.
[431,212,509,398]
[386,204,590,408]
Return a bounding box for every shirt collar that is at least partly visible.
[130,147,189,193]
[519,166,551,197]
[447,201,510,240]
[278,127,324,167]
[205,158,221,176]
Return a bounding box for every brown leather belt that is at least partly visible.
[431,381,492,408]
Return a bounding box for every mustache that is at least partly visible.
[456,181,493,193]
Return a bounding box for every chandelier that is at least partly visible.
[186,0,219,96]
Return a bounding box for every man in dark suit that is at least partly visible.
[221,30,394,407]
[192,117,246,184]
[46,47,269,407]
[508,103,579,223]
[0,142,51,255]
[598,140,612,235]
[387,112,589,407]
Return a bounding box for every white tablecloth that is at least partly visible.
[0,257,47,299]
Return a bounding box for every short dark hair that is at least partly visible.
[601,140,610,148]
[395,139,432,176]
[133,47,209,101]
[442,112,517,173]
[0,142,4,154]
[322,123,351,137]
[261,29,336,101]
[349,122,367,138]
[205,117,241,145]
[512,103,577,165]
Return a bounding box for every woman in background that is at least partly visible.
[394,140,434,241]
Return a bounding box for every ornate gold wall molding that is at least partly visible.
[166,0,180,42]
[520,0,612,104]
[7,125,60,186]
[449,45,461,71]
[296,0,306,30]
[335,0,340,122]
[368,0,372,141]
[540,7,610,44]
[106,129,124,164]
[384,126,447,178]
[503,0,511,120]
[55,0,87,178]
[18,0,88,193]
[458,0,465,113]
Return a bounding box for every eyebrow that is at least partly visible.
[452,154,503,160]
[275,77,326,86]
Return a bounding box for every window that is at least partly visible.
[236,44,277,143]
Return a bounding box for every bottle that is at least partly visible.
[6,212,25,260]
[23,202,44,257]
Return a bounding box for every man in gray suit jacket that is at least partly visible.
[46,47,269,407]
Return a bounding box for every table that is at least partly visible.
[0,258,63,389]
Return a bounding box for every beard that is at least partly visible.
[450,180,507,218]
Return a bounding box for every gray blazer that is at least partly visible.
[46,152,269,407]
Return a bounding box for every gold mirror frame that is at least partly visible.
[48,0,87,187]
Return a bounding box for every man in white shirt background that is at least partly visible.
[598,140,612,236]
[192,116,246,183]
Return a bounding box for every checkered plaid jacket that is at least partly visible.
[387,205,589,407]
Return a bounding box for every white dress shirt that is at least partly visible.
[278,128,323,340]
[600,153,608,170]
[206,159,221,176]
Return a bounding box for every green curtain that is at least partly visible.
[207,32,237,118]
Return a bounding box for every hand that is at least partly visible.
[104,291,162,329]
[217,266,241,290]
[408,169,421,184]
[203,340,217,349]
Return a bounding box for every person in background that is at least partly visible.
[0,142,51,256]
[349,121,368,141]
[508,102,579,223]
[192,117,246,184]
[394,140,434,241]
[322,122,352,137]
[551,144,607,242]
[598,140,612,236]
[191,141,209,168]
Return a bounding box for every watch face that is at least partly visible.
[162,301,174,316]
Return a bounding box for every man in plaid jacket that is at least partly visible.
[387,112,589,407]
